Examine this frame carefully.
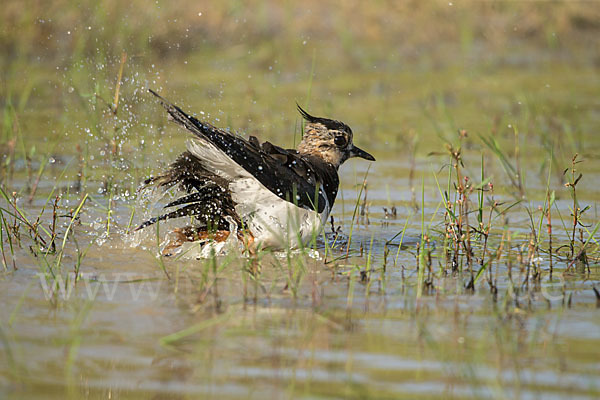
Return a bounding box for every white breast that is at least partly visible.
[187,138,330,250]
[230,176,330,249]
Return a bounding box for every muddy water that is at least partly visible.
[1,60,600,399]
[2,163,599,399]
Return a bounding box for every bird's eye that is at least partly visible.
[334,136,347,147]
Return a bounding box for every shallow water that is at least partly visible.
[2,7,600,397]
[2,152,600,399]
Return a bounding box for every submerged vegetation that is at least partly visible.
[1,1,600,399]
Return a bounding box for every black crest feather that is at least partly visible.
[296,103,351,133]
[296,103,319,123]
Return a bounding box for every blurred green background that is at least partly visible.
[2,3,600,399]
[2,0,598,163]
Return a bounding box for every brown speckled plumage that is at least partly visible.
[136,91,375,251]
[296,104,373,167]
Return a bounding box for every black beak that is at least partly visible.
[350,145,375,161]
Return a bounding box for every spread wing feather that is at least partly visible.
[135,152,239,231]
[148,89,337,213]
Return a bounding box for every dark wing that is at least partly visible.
[149,89,336,212]
[136,152,239,231]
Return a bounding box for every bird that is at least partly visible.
[137,89,375,254]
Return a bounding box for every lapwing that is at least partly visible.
[137,89,375,254]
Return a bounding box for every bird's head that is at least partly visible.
[296,104,375,168]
